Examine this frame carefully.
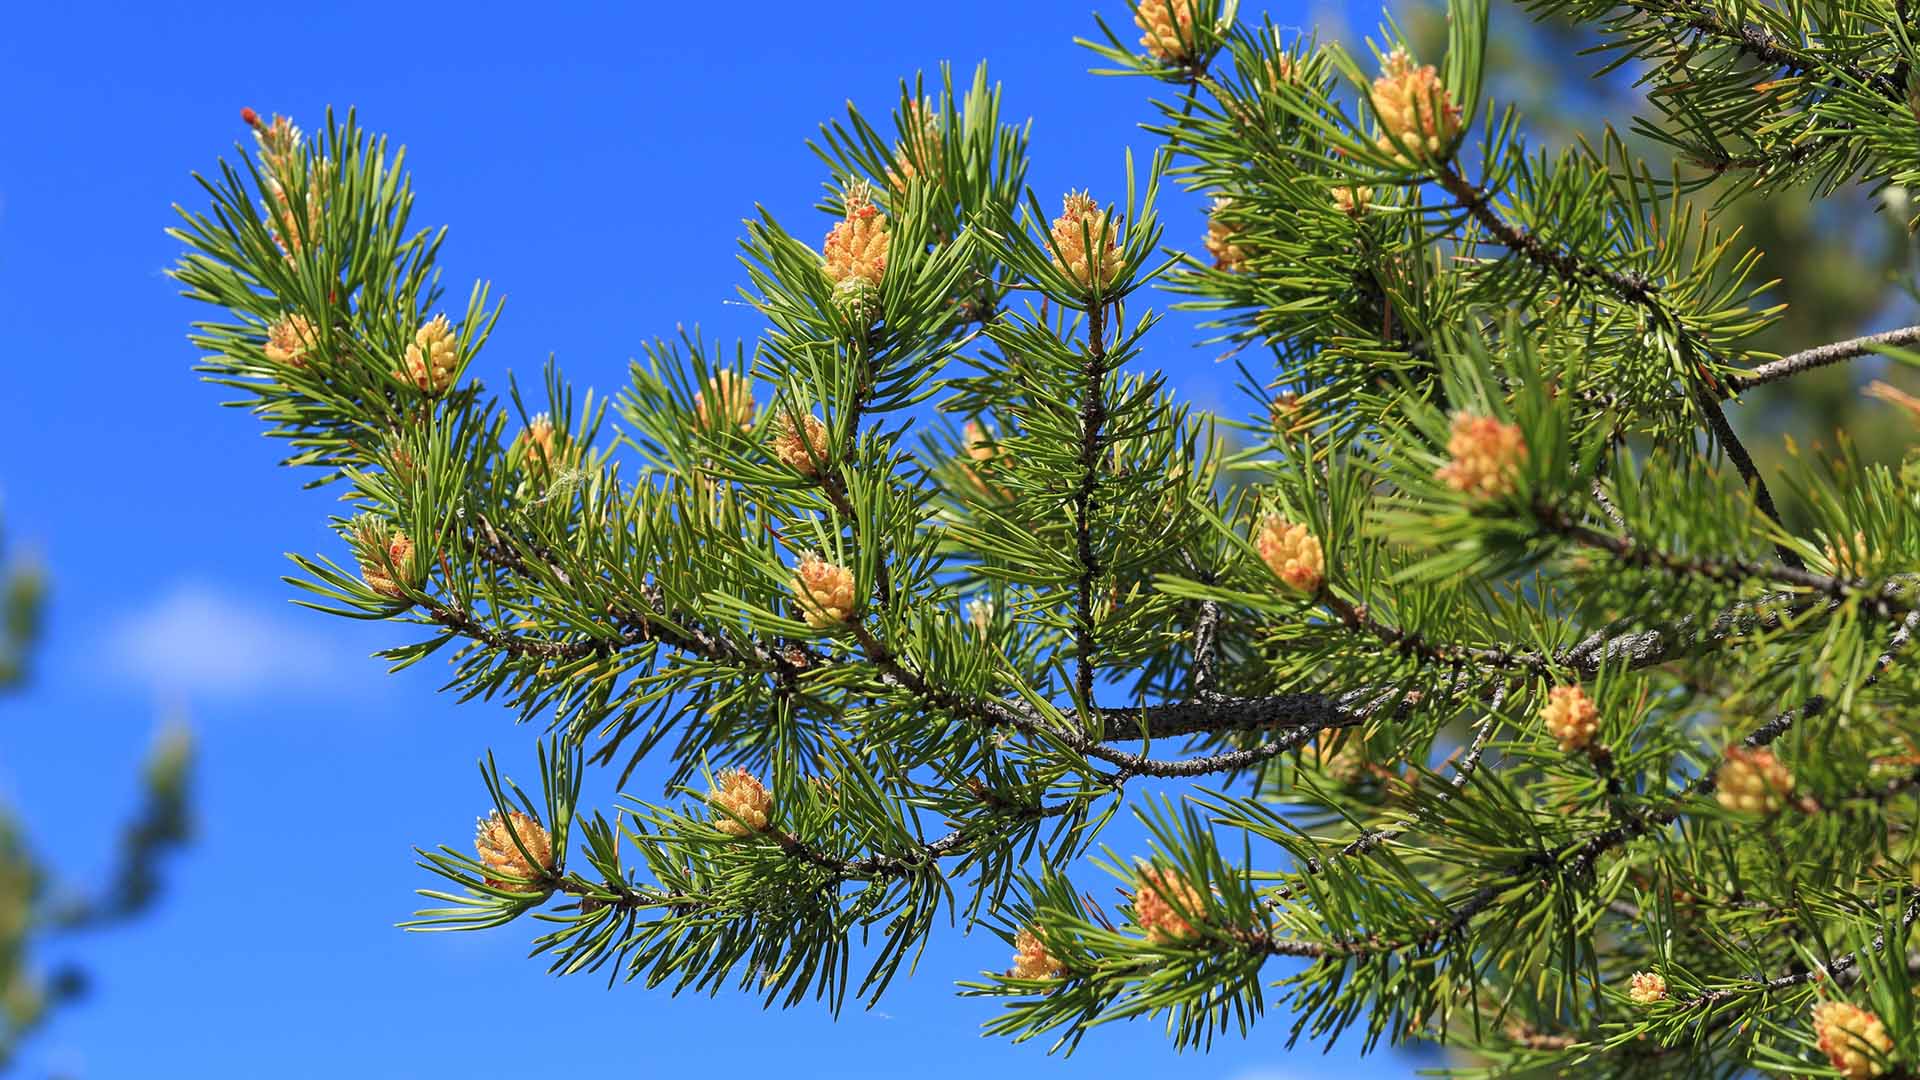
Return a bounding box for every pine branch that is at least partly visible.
[453,509,1829,759]
[1618,0,1899,95]
[1568,608,1920,871]
[1668,892,1920,1011]
[850,622,1384,776]
[1433,153,1806,565]
[1264,681,1508,906]
[1662,3,1822,76]
[1326,593,1556,674]
[1589,478,1630,535]
[1727,325,1920,394]
[1693,387,1806,569]
[547,793,1083,930]
[1533,501,1913,617]
[1324,586,1813,682]
[1689,134,1835,179]
[1433,164,1660,309]
[465,520,810,678]
[1073,303,1111,708]
[1262,611,1919,967]
[178,50,1920,1068]
[1188,597,1222,695]
[421,597,638,661]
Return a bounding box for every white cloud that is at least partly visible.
[106,581,364,699]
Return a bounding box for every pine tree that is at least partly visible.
[0,517,192,1067]
[172,4,1920,1072]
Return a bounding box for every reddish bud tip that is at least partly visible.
[240,107,261,128]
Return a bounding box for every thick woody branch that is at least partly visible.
[1073,303,1111,708]
[850,624,1379,778]
[1097,687,1394,740]
[1189,597,1222,695]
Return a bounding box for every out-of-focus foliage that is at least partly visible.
[0,517,192,1069]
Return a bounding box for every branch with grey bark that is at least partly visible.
[1725,325,1920,395]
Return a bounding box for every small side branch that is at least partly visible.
[1726,325,1920,395]
[1669,892,1920,1011]
[1694,389,1805,569]
[1433,166,1660,310]
[1535,502,1912,617]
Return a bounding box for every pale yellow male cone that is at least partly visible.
[822,182,890,317]
[1010,928,1064,979]
[1132,864,1205,944]
[399,314,459,395]
[1539,685,1599,753]
[1435,412,1527,501]
[1204,197,1249,273]
[1254,515,1324,594]
[791,553,856,629]
[264,313,319,368]
[474,809,553,893]
[1371,47,1463,165]
[771,412,831,476]
[695,371,756,434]
[1049,191,1122,292]
[1813,1000,1894,1080]
[1715,747,1794,814]
[1135,0,1207,64]
[708,768,773,836]
[885,99,944,191]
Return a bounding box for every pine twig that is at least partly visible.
[1725,325,1920,394]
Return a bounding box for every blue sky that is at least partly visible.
[0,1,1428,1076]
